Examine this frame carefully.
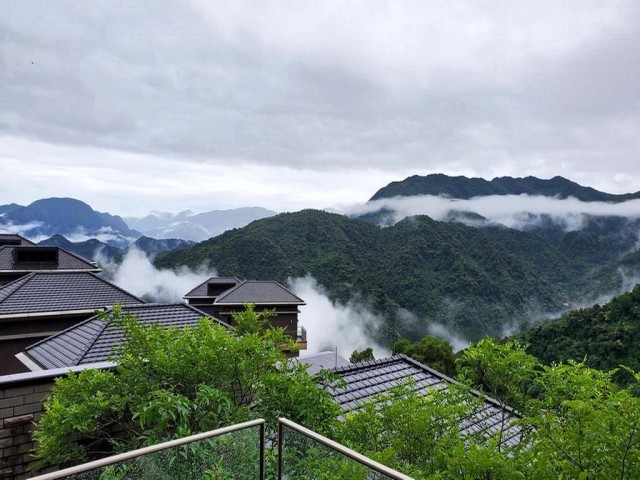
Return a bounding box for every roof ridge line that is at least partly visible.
[213,280,246,302]
[75,316,112,366]
[0,272,35,304]
[87,272,146,304]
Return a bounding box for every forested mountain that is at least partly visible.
[516,285,640,384]
[157,210,582,342]
[371,174,640,202]
[38,234,123,263]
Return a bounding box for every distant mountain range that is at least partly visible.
[125,207,277,241]
[37,234,194,263]
[0,198,278,247]
[370,174,640,202]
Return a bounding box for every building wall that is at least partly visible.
[0,363,114,479]
[0,313,94,376]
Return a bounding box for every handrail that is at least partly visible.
[277,418,414,480]
[30,418,265,480]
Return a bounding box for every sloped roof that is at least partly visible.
[0,245,99,272]
[0,272,143,317]
[184,276,241,297]
[215,281,305,305]
[328,355,522,449]
[22,303,227,369]
[0,234,35,246]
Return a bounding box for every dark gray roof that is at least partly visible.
[215,281,305,305]
[328,355,522,448]
[184,277,241,297]
[0,245,99,272]
[0,272,143,317]
[0,234,35,246]
[23,303,227,369]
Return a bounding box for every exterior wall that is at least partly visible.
[0,313,95,376]
[0,363,114,479]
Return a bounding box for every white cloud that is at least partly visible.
[101,248,216,303]
[288,275,389,359]
[345,194,640,230]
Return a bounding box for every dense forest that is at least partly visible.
[157,208,640,343]
[516,284,640,385]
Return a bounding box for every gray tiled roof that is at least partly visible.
[23,303,227,369]
[184,277,241,297]
[0,272,143,316]
[0,234,35,246]
[215,281,305,305]
[0,245,98,271]
[328,355,522,448]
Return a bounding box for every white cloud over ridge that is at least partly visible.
[345,194,640,230]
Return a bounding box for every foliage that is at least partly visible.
[349,347,374,363]
[516,284,640,386]
[32,306,339,469]
[156,209,567,342]
[392,335,457,377]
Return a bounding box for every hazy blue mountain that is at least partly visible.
[370,174,640,202]
[126,207,277,241]
[0,203,22,215]
[38,234,123,263]
[0,198,140,247]
[128,236,195,258]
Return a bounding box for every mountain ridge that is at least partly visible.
[370,174,640,202]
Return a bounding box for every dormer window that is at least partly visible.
[0,239,21,246]
[13,247,59,266]
[207,282,237,297]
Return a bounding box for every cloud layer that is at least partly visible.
[346,194,640,230]
[1,1,639,213]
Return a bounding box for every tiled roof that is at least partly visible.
[184,277,241,297]
[0,272,143,316]
[215,281,305,305]
[0,234,35,246]
[23,303,227,369]
[328,355,522,448]
[0,245,98,271]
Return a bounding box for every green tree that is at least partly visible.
[392,335,457,377]
[349,347,374,363]
[33,306,339,469]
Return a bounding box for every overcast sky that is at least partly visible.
[1,1,639,216]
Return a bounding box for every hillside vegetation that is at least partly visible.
[517,284,640,384]
[158,210,568,341]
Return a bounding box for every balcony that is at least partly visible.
[296,325,307,350]
[29,418,412,479]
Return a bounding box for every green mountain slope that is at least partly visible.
[157,210,564,342]
[370,174,640,202]
[516,285,640,384]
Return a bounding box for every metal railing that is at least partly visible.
[29,419,265,480]
[277,418,414,480]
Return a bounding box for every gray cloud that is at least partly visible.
[1,1,639,211]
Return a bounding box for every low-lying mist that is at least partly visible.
[100,248,217,303]
[99,251,391,358]
[288,276,390,359]
[345,194,640,230]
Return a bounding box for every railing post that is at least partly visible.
[259,421,265,480]
[277,420,284,479]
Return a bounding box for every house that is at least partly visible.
[326,354,522,449]
[0,234,100,286]
[184,277,307,353]
[0,271,143,375]
[17,303,225,371]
